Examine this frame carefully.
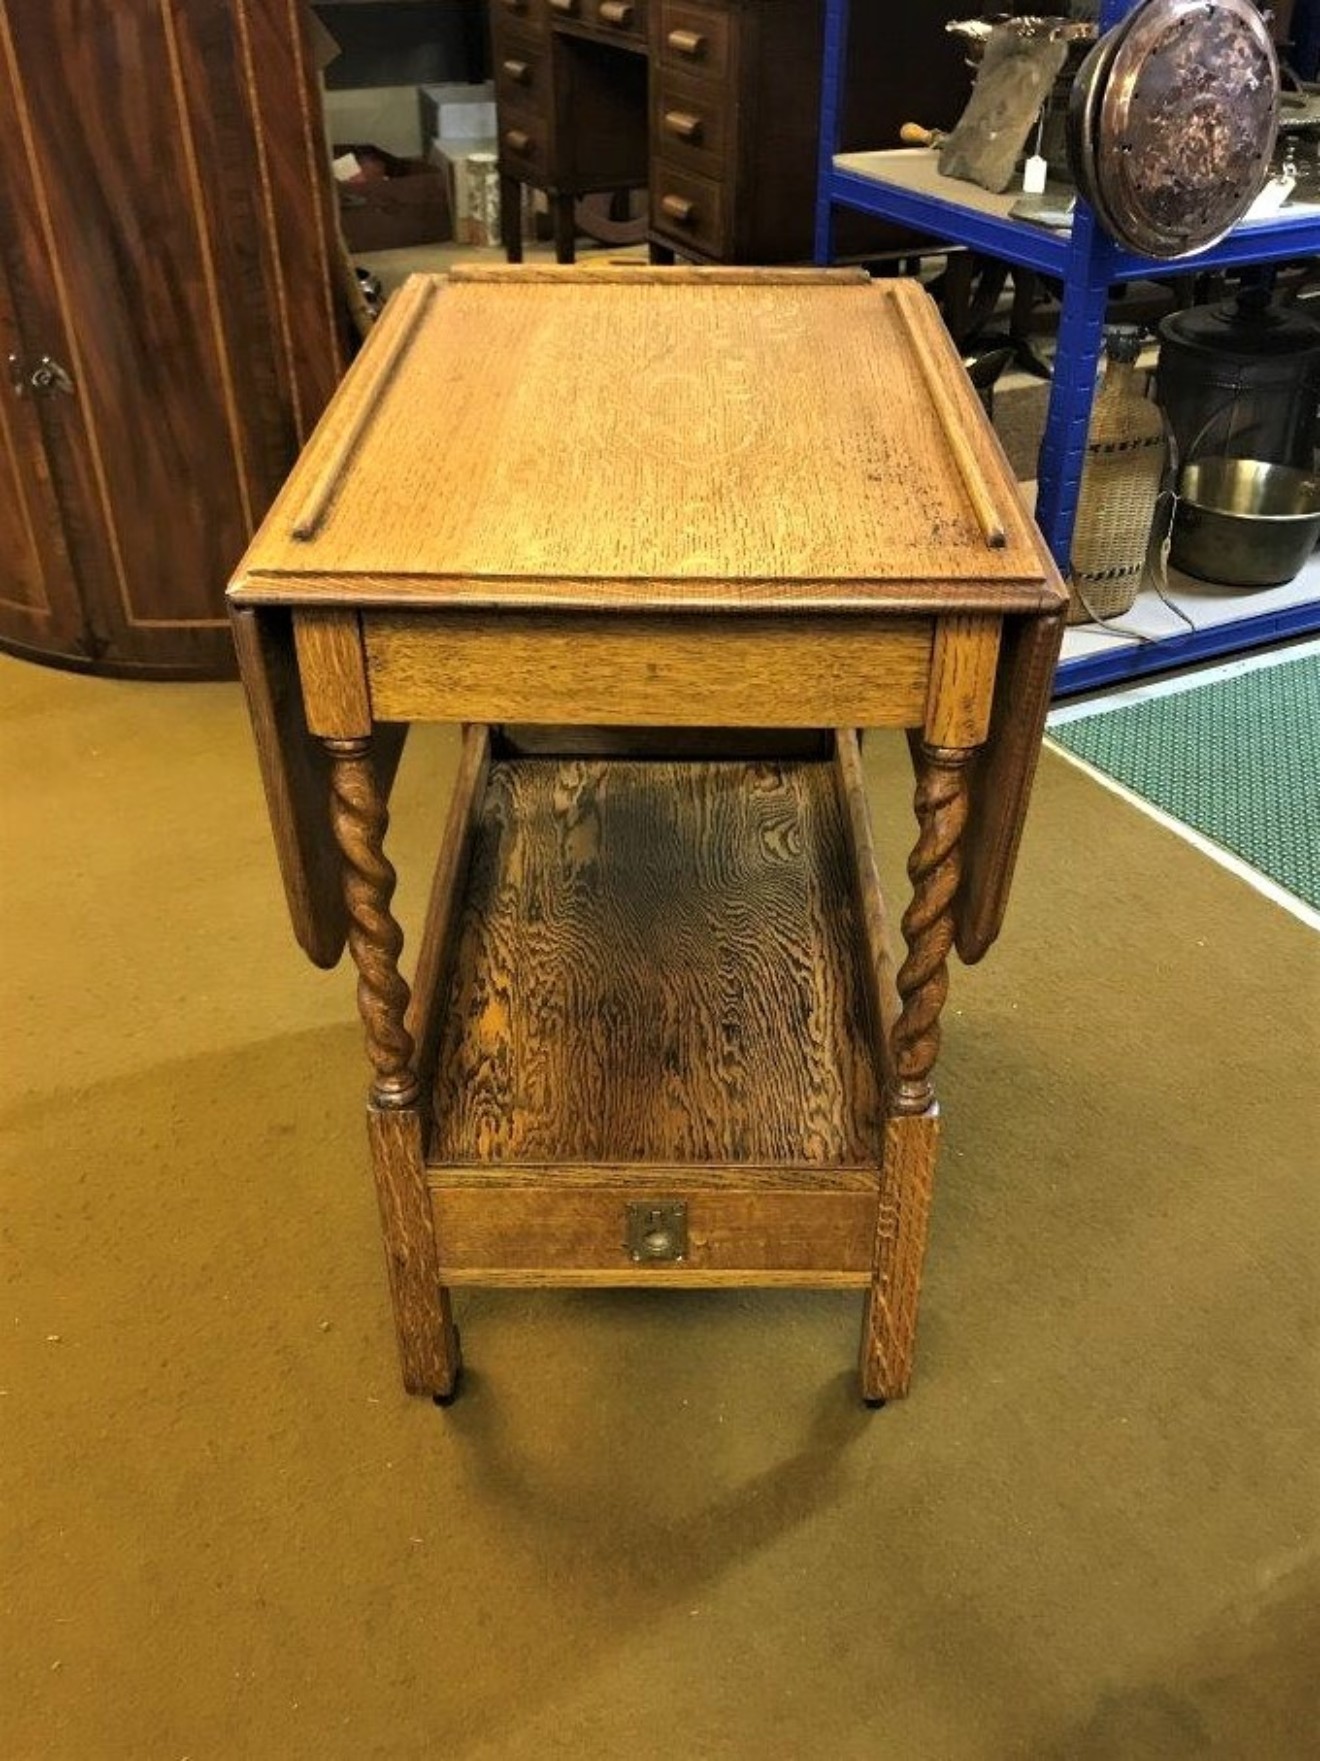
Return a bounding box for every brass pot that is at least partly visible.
[1172,458,1320,588]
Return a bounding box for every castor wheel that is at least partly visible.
[432,1329,463,1407]
[863,1397,887,1411]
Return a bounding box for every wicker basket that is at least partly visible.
[1067,329,1168,625]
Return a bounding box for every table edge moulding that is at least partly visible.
[229,265,1066,1408]
[813,0,1320,695]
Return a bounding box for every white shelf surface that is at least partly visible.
[1060,551,1320,664]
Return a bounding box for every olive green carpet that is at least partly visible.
[2,656,1317,1759]
[1051,652,1320,911]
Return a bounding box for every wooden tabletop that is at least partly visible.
[229,267,1063,616]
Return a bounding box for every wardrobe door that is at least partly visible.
[0,240,90,666]
[0,0,345,677]
[0,32,95,664]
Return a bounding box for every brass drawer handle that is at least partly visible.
[599,0,634,22]
[664,109,703,142]
[502,57,532,82]
[661,193,695,225]
[666,27,706,56]
[505,128,533,153]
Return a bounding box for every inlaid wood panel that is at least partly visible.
[0,16,92,656]
[5,2,252,635]
[0,254,73,630]
[429,755,886,1167]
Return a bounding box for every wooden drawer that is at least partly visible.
[651,159,728,256]
[498,115,549,178]
[494,32,550,114]
[586,0,648,46]
[431,1184,877,1284]
[657,0,733,82]
[492,0,546,33]
[653,71,729,181]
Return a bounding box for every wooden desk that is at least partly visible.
[490,0,973,264]
[229,266,1065,1406]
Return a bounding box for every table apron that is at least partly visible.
[359,609,935,728]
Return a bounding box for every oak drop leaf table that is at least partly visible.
[228,266,1066,1406]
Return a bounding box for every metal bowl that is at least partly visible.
[1171,457,1320,587]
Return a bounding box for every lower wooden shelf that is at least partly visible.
[421,733,889,1287]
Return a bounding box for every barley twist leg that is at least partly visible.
[326,738,419,1110]
[324,737,458,1399]
[890,742,972,1117]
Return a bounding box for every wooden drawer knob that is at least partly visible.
[666,27,706,56]
[663,109,703,142]
[598,0,634,22]
[660,193,695,225]
[502,58,531,83]
[549,0,578,12]
[505,128,533,153]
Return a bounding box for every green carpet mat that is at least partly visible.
[1051,652,1320,909]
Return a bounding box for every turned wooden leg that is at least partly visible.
[326,738,460,1400]
[859,741,972,1403]
[500,173,523,264]
[553,192,576,264]
[368,1108,461,1401]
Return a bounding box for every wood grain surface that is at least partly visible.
[925,614,1003,749]
[363,610,931,728]
[832,729,900,1090]
[956,607,1067,963]
[367,1105,460,1398]
[293,609,371,739]
[428,755,885,1168]
[860,1108,940,1401]
[231,274,1059,603]
[430,1186,877,1280]
[230,604,407,969]
[406,725,492,1105]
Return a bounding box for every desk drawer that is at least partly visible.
[495,33,550,113]
[657,0,733,82]
[654,71,729,181]
[652,159,728,256]
[499,114,549,178]
[587,0,648,45]
[494,0,547,30]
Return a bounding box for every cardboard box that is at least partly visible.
[335,145,452,253]
[326,86,426,160]
[418,82,496,153]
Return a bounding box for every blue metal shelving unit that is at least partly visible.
[814,0,1320,693]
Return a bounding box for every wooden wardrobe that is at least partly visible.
[0,0,349,678]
